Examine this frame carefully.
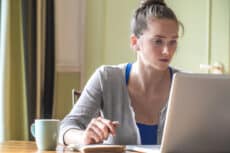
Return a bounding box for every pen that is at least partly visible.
[112,121,120,127]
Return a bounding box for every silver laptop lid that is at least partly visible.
[161,73,230,153]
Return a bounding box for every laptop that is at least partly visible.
[161,72,230,153]
[127,72,230,153]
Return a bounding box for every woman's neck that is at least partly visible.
[131,62,170,92]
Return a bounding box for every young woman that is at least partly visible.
[59,0,182,145]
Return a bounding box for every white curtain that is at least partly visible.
[0,0,9,142]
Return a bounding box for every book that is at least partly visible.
[66,144,126,153]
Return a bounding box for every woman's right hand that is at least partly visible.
[83,117,119,144]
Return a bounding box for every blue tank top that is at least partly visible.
[125,63,173,144]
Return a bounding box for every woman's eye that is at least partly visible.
[169,40,177,46]
[153,39,163,45]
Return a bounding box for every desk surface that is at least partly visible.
[0,141,138,153]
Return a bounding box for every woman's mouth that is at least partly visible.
[159,59,170,62]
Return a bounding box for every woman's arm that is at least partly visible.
[59,66,113,145]
[63,117,119,145]
[64,129,85,144]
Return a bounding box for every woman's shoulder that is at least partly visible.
[92,63,129,83]
[96,63,128,75]
[86,63,129,85]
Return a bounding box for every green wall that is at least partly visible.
[53,72,80,119]
[210,0,230,72]
[103,0,137,65]
[167,0,210,72]
[84,0,106,80]
[84,0,138,81]
[167,0,230,73]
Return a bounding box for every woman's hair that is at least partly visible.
[131,0,183,38]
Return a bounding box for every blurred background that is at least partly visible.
[0,0,229,141]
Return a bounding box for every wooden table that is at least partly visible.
[0,141,137,153]
[0,141,70,153]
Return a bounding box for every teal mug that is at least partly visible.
[31,119,60,150]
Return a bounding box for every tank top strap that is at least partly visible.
[125,63,132,85]
[169,66,173,82]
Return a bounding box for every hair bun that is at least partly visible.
[140,0,166,7]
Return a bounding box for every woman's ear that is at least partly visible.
[130,34,140,51]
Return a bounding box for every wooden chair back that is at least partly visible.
[72,88,81,107]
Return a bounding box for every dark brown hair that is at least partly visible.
[131,0,183,38]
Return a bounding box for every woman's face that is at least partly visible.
[137,18,179,71]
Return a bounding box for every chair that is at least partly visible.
[72,88,81,106]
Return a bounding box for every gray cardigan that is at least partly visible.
[59,63,178,145]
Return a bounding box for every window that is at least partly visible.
[55,0,85,72]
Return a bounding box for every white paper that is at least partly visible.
[126,145,161,153]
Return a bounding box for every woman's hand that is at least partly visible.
[83,117,119,144]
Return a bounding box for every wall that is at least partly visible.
[167,0,230,73]
[167,0,210,72]
[210,0,230,72]
[53,72,80,119]
[84,0,138,80]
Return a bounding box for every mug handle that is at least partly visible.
[30,123,35,137]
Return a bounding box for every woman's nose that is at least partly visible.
[162,46,170,56]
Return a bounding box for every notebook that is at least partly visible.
[160,72,230,153]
